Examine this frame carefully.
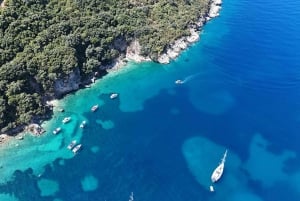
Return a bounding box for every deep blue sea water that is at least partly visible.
[1,0,300,200]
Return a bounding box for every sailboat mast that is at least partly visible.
[221,149,227,164]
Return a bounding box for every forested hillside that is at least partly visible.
[0,0,210,133]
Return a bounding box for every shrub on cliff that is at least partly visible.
[0,0,209,132]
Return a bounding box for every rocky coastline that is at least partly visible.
[50,0,223,96]
[109,0,223,66]
[1,0,223,138]
[157,0,222,64]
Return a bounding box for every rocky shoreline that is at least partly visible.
[157,0,222,64]
[0,0,6,8]
[1,0,223,139]
[52,0,223,95]
[109,0,223,66]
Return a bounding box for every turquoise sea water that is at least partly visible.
[1,0,300,200]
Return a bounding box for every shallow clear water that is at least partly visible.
[1,0,300,200]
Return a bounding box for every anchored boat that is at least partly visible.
[110,93,118,99]
[91,104,99,112]
[62,117,71,124]
[72,144,82,154]
[67,140,77,150]
[53,127,61,135]
[80,120,87,128]
[211,149,227,183]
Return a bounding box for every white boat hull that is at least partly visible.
[211,150,227,183]
[211,163,224,183]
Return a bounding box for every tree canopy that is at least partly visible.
[0,0,209,132]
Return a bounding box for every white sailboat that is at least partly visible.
[211,149,227,183]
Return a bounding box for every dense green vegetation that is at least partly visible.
[0,0,210,133]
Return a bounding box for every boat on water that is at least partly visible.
[72,144,82,154]
[52,127,61,135]
[67,140,77,150]
[129,192,134,201]
[91,104,99,112]
[58,108,64,112]
[211,149,228,183]
[62,117,71,124]
[80,120,87,128]
[209,185,215,192]
[15,135,24,140]
[110,93,118,99]
[175,79,184,84]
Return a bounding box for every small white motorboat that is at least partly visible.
[110,93,118,99]
[91,104,99,112]
[72,144,82,154]
[80,121,87,128]
[67,140,77,150]
[62,117,71,124]
[175,79,184,84]
[53,127,61,135]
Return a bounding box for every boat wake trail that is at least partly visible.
[175,72,205,85]
[182,73,202,83]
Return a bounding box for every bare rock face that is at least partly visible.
[208,0,222,18]
[54,67,81,97]
[157,54,170,64]
[126,40,151,62]
[157,29,200,64]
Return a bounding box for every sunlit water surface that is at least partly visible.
[1,0,300,200]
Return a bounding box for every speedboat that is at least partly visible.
[53,127,61,135]
[72,144,82,154]
[91,104,99,112]
[62,117,71,124]
[211,149,227,183]
[80,120,87,128]
[67,140,77,150]
[110,93,118,99]
[175,79,184,84]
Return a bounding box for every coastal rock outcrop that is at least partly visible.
[0,0,224,136]
[157,0,222,64]
[54,67,81,97]
[208,0,222,19]
[157,29,201,64]
[126,40,151,62]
